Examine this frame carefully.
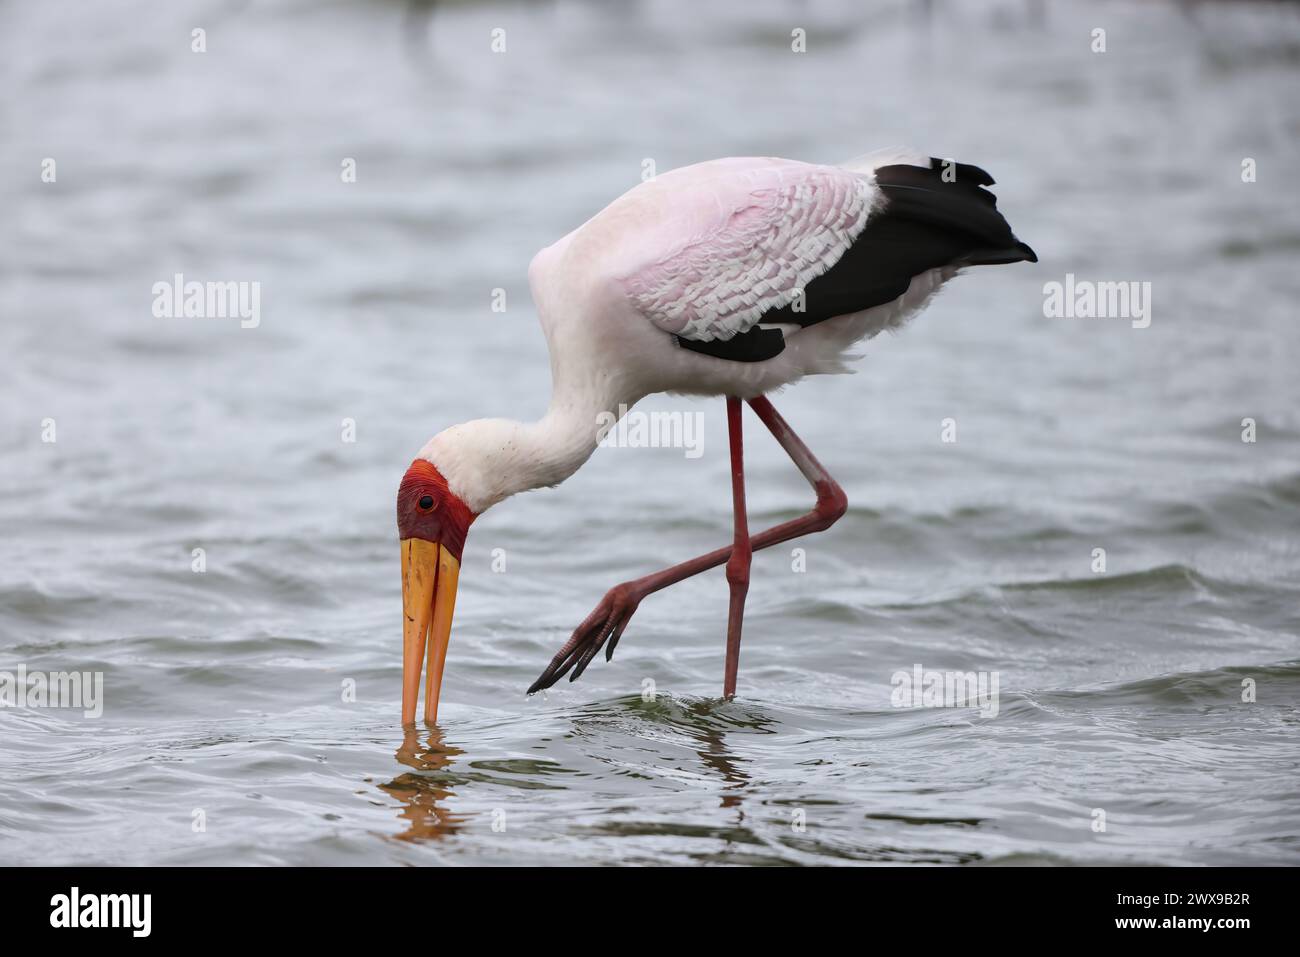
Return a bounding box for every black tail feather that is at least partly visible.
[959,241,1039,266]
[677,157,1035,363]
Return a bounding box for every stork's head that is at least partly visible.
[396,415,581,723]
[397,457,476,725]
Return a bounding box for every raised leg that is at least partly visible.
[723,397,751,699]
[527,394,847,694]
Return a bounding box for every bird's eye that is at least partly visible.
[418,495,435,510]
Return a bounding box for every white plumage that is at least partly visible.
[616,159,877,342]
[425,152,1020,514]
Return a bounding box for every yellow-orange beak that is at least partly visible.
[401,538,460,725]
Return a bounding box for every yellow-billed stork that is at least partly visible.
[398,150,1036,724]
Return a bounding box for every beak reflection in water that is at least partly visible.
[381,727,467,841]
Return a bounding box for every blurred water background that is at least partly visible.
[2,0,1299,865]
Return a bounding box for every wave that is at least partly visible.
[1040,659,1300,709]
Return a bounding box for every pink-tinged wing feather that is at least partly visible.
[617,160,878,343]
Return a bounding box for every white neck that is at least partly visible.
[420,378,633,514]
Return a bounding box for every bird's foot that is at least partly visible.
[527,583,644,694]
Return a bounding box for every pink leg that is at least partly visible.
[527,394,847,694]
[723,397,751,699]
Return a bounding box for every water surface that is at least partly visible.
[3,0,1300,865]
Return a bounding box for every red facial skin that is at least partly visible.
[396,460,476,561]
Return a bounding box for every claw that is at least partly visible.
[527,586,643,695]
[527,640,582,694]
[569,610,613,680]
[570,632,606,681]
[526,659,567,694]
[605,616,631,662]
[535,648,579,691]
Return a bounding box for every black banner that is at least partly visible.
[1,866,1282,942]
